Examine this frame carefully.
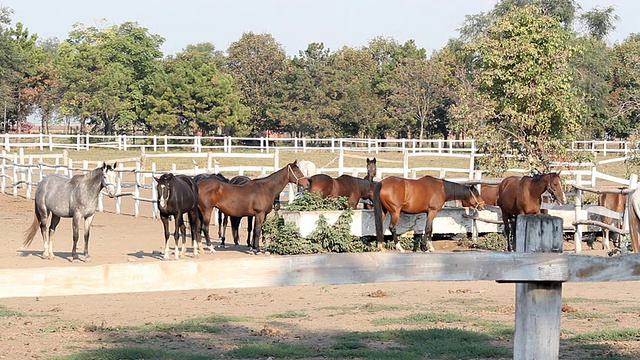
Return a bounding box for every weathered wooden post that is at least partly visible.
[514,214,563,360]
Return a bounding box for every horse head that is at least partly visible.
[288,161,310,189]
[101,162,118,198]
[155,173,175,210]
[469,186,486,210]
[366,158,377,182]
[545,172,566,205]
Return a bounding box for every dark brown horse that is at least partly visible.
[307,174,376,210]
[598,191,627,249]
[197,161,309,252]
[365,157,377,182]
[496,172,566,251]
[373,175,485,252]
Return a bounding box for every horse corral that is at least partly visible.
[3,150,640,358]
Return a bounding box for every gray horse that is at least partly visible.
[23,162,118,262]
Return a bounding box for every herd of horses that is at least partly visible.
[20,156,640,262]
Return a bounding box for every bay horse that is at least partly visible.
[193,172,229,249]
[155,173,201,260]
[362,158,377,209]
[23,162,118,262]
[599,191,627,249]
[373,175,485,252]
[461,184,499,207]
[197,161,309,252]
[307,174,376,210]
[220,175,253,247]
[496,172,566,251]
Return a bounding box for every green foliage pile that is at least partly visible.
[285,190,349,211]
[264,191,375,255]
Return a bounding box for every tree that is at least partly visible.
[226,32,286,135]
[471,5,584,172]
[579,6,619,41]
[609,34,640,139]
[145,43,249,136]
[386,56,448,139]
[56,20,164,134]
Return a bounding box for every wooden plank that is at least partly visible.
[1,252,640,299]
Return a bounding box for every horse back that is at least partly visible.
[308,174,334,197]
[481,184,499,206]
[379,176,443,213]
[36,174,98,218]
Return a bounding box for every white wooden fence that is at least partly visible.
[1,214,639,359]
[3,133,639,156]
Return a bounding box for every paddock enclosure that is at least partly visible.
[1,145,640,359]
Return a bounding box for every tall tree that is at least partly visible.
[56,20,164,134]
[609,34,640,139]
[226,32,286,135]
[471,5,584,172]
[145,43,249,136]
[579,6,619,41]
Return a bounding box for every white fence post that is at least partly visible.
[574,173,583,253]
[514,214,563,360]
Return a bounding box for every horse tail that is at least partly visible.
[373,182,384,245]
[23,214,39,247]
[628,190,640,253]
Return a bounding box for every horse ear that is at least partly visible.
[113,162,118,169]
[293,160,298,165]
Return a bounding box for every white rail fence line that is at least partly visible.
[3,134,639,155]
[1,215,639,359]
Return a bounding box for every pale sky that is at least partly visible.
[2,0,637,57]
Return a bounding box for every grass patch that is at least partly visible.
[563,311,608,320]
[373,311,471,326]
[49,346,211,360]
[0,305,23,317]
[569,328,640,343]
[267,310,308,319]
[563,297,623,305]
[121,314,244,333]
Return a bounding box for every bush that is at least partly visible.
[264,191,376,255]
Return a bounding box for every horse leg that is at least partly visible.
[176,214,187,260]
[71,214,82,262]
[82,214,94,262]
[199,206,215,253]
[251,213,266,253]
[230,216,241,246]
[420,212,437,252]
[44,214,59,260]
[161,215,171,260]
[502,213,512,252]
[189,209,200,258]
[389,212,404,252]
[247,216,254,247]
[221,213,229,247]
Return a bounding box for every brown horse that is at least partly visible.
[598,192,627,249]
[496,172,566,251]
[461,184,499,207]
[307,174,376,210]
[373,175,485,252]
[627,189,640,253]
[365,158,377,181]
[197,161,309,252]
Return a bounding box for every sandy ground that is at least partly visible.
[0,193,638,359]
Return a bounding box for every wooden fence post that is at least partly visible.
[574,173,583,253]
[514,214,563,360]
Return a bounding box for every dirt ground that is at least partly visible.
[0,193,639,359]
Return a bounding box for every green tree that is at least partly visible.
[609,34,640,139]
[580,5,619,41]
[226,32,286,135]
[471,5,583,172]
[56,20,164,134]
[145,43,249,136]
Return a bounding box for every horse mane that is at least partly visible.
[443,180,473,201]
